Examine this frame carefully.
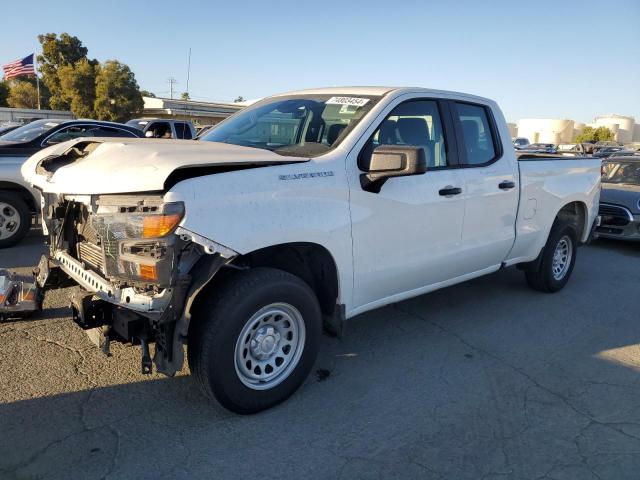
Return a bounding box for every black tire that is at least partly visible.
[0,192,31,249]
[525,220,578,293]
[188,267,322,414]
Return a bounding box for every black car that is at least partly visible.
[0,123,21,136]
[0,119,143,156]
[0,119,144,248]
[519,143,557,154]
[593,146,624,158]
[597,156,640,241]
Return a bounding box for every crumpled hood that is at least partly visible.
[601,183,640,214]
[22,137,307,194]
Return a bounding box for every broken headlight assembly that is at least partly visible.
[90,201,185,286]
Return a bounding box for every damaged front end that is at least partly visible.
[35,192,236,376]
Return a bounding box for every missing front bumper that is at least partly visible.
[0,270,42,320]
[47,251,170,315]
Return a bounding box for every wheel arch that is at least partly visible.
[0,181,38,213]
[233,242,341,318]
[188,241,343,333]
[554,200,589,243]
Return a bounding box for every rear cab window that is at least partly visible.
[453,102,500,166]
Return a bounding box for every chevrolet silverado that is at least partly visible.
[17,87,601,413]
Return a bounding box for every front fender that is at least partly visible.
[163,159,353,308]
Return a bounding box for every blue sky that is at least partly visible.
[1,0,638,123]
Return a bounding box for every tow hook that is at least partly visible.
[140,335,153,375]
[0,270,42,320]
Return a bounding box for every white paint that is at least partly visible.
[24,86,602,320]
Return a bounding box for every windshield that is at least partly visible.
[199,94,380,157]
[602,161,640,185]
[0,119,63,143]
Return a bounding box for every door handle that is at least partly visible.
[499,180,515,190]
[439,186,462,197]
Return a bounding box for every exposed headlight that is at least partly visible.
[90,202,184,285]
[93,202,184,240]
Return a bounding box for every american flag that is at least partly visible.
[2,54,36,80]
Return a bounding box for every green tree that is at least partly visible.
[575,126,615,143]
[93,60,143,122]
[58,58,96,118]
[140,90,156,98]
[234,96,245,103]
[7,80,39,109]
[180,92,190,100]
[0,81,9,107]
[37,32,94,111]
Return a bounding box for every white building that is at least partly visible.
[0,106,73,123]
[141,97,244,126]
[514,114,640,144]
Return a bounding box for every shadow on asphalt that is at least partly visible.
[0,228,46,270]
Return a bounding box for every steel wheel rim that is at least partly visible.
[0,202,21,240]
[234,302,306,390]
[552,235,572,281]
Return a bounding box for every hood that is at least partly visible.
[601,182,640,214]
[0,142,40,157]
[22,138,307,194]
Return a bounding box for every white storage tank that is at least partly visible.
[592,114,635,143]
[516,119,575,144]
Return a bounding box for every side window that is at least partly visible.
[86,126,138,138]
[45,126,91,145]
[174,122,193,139]
[454,103,497,166]
[146,122,172,138]
[370,100,448,168]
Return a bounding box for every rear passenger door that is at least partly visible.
[451,101,519,272]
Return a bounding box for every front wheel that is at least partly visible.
[525,220,578,293]
[188,267,322,414]
[0,192,31,249]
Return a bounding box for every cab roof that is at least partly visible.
[270,86,495,105]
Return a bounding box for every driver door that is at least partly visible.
[347,98,467,310]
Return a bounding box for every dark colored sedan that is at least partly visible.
[0,119,143,156]
[597,156,640,241]
[0,123,21,136]
[0,119,144,248]
[593,146,624,158]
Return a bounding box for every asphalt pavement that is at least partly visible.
[1,230,639,480]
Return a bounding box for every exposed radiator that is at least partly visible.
[77,241,105,272]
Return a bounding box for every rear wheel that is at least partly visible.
[525,220,577,293]
[0,192,31,249]
[188,267,321,414]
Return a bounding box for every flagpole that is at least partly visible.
[36,73,41,110]
[34,50,40,110]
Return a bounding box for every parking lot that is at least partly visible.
[0,233,639,479]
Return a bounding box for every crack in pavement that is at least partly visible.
[392,303,640,476]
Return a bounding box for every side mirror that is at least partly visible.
[144,130,154,138]
[359,145,427,193]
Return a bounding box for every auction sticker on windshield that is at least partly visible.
[326,97,370,107]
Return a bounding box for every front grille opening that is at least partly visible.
[598,204,632,227]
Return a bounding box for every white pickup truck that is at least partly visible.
[18,87,601,413]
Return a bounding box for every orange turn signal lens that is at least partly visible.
[142,214,182,238]
[139,264,157,281]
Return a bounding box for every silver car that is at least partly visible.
[597,156,640,241]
